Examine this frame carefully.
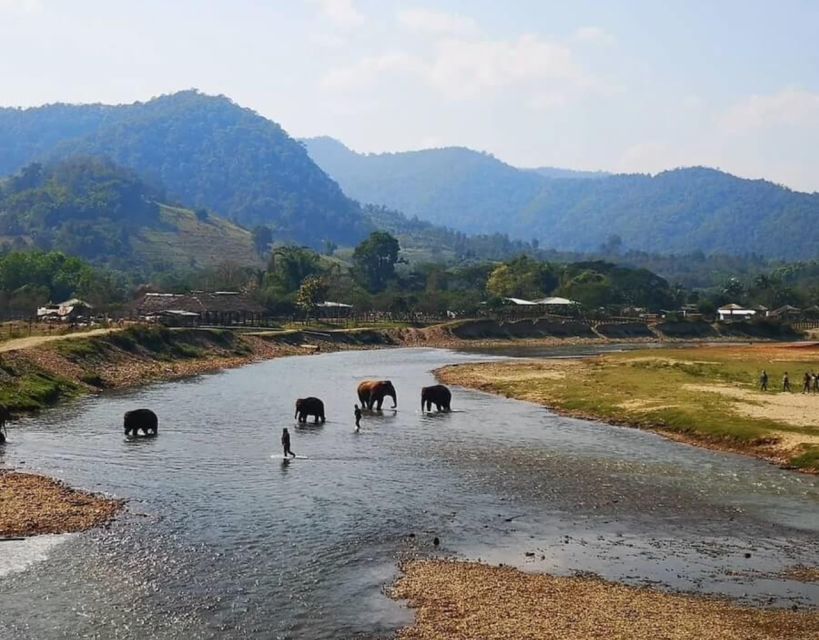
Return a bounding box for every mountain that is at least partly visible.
[524,168,819,258]
[525,166,609,180]
[304,137,819,260]
[303,137,545,234]
[0,158,261,271]
[0,92,371,246]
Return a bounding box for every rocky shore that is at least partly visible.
[391,560,819,640]
[0,470,122,537]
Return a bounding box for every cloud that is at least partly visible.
[618,141,676,174]
[397,8,479,37]
[320,52,421,91]
[308,0,364,29]
[0,0,43,13]
[572,26,615,46]
[723,88,819,132]
[321,31,608,107]
[427,35,589,100]
[526,91,570,111]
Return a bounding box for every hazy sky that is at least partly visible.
[1,0,818,191]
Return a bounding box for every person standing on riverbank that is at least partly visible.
[783,372,791,392]
[803,372,811,394]
[759,370,768,391]
[354,404,362,432]
[281,428,296,458]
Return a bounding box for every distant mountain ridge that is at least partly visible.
[0,92,371,246]
[525,166,610,180]
[303,137,819,260]
[303,136,546,234]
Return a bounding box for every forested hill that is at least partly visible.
[0,158,261,271]
[303,136,546,234]
[304,137,819,260]
[0,92,371,246]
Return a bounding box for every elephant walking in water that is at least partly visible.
[295,397,326,423]
[357,380,397,410]
[422,384,452,412]
[124,409,158,437]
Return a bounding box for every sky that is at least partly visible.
[1,0,818,192]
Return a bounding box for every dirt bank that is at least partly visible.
[437,343,819,473]
[391,560,819,640]
[0,470,122,537]
[0,325,398,417]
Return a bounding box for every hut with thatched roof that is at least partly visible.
[133,291,267,325]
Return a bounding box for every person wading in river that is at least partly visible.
[0,405,7,445]
[281,427,296,458]
[354,404,362,432]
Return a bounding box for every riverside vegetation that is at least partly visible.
[438,343,819,472]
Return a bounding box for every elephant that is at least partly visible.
[295,397,326,423]
[124,408,158,436]
[422,384,452,412]
[357,380,397,410]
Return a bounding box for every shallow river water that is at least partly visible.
[1,346,817,639]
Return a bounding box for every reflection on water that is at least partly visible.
[0,347,817,639]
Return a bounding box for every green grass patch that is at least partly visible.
[789,446,819,472]
[448,346,819,469]
[0,370,80,412]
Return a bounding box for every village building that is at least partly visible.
[803,305,819,319]
[769,304,802,320]
[132,291,267,326]
[315,301,354,319]
[36,298,93,322]
[502,296,580,308]
[717,303,756,322]
[502,297,540,306]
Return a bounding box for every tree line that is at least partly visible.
[4,232,819,321]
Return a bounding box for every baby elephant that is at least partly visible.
[421,384,452,412]
[295,397,326,423]
[124,408,158,437]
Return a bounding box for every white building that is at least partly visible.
[717,303,756,322]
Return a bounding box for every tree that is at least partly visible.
[296,275,328,319]
[352,231,401,292]
[323,240,338,256]
[266,246,323,294]
[251,225,273,257]
[485,256,557,299]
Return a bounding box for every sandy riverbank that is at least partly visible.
[437,342,819,473]
[0,470,122,537]
[391,560,819,640]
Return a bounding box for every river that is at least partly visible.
[1,346,817,639]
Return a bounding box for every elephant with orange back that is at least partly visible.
[357,380,397,410]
